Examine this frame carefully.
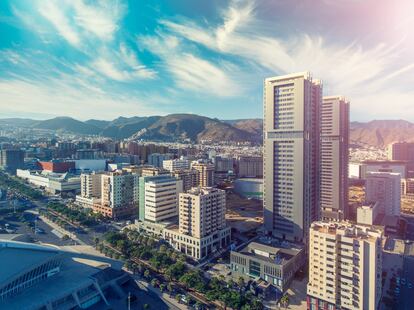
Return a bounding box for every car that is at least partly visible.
[408,283,413,289]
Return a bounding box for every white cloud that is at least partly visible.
[38,0,80,46]
[159,0,414,119]
[140,34,240,97]
[72,0,125,41]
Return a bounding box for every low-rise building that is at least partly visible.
[230,241,305,293]
[16,169,80,195]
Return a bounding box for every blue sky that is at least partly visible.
[0,0,413,121]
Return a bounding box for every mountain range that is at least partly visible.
[0,115,412,147]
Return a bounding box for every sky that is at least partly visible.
[0,0,414,121]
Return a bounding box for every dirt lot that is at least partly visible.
[226,191,263,233]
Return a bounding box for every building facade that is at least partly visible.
[163,187,230,260]
[171,169,199,192]
[138,175,183,222]
[237,156,263,178]
[0,149,25,174]
[192,162,215,187]
[230,242,305,293]
[307,221,383,310]
[100,171,139,219]
[365,172,401,216]
[264,72,321,242]
[163,158,190,172]
[320,96,350,220]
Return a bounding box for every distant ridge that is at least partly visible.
[1,115,412,147]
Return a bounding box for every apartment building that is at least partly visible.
[365,172,401,216]
[100,171,139,219]
[192,162,215,187]
[307,221,383,310]
[163,158,190,172]
[320,96,349,220]
[163,187,231,260]
[264,72,322,242]
[171,169,199,192]
[138,175,183,223]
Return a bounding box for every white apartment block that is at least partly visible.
[179,187,226,238]
[365,172,401,216]
[163,187,231,260]
[307,221,383,310]
[162,159,190,172]
[264,72,321,242]
[143,176,183,223]
[320,96,349,220]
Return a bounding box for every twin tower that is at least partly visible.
[263,72,349,243]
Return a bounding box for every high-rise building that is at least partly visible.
[178,187,226,238]
[163,187,231,260]
[192,162,215,187]
[236,156,263,178]
[320,96,350,220]
[100,171,139,219]
[307,221,383,310]
[365,172,401,216]
[163,158,190,172]
[171,169,199,192]
[138,175,183,223]
[140,166,170,177]
[263,72,322,242]
[0,149,25,174]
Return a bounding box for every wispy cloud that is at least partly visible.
[38,0,80,46]
[72,0,125,41]
[139,34,240,97]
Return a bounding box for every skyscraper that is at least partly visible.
[320,96,350,220]
[263,72,321,242]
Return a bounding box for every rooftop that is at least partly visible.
[0,241,61,285]
[310,221,383,241]
[237,241,303,266]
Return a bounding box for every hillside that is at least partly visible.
[350,120,414,147]
[2,114,412,146]
[140,114,259,142]
[32,117,101,135]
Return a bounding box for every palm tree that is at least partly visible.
[144,269,150,279]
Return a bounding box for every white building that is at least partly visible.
[139,175,183,223]
[163,187,231,260]
[320,96,349,220]
[162,158,190,172]
[263,72,322,242]
[365,172,401,216]
[307,221,383,310]
[16,169,80,195]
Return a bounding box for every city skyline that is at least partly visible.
[1,0,414,121]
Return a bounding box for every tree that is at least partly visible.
[143,303,150,310]
[159,283,165,292]
[167,283,174,295]
[237,276,245,290]
[175,294,181,304]
[151,278,158,288]
[280,294,289,309]
[144,269,150,279]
